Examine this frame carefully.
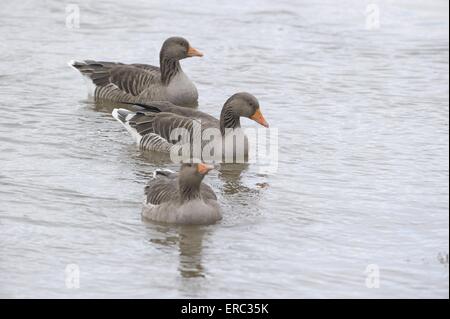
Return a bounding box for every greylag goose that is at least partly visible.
[69,36,203,107]
[143,163,221,224]
[112,92,269,162]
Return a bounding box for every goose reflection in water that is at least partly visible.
[147,224,209,278]
[218,163,252,195]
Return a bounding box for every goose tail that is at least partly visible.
[67,60,79,70]
[112,108,142,144]
[68,60,98,96]
[152,169,175,179]
[120,101,163,113]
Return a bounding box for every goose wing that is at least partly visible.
[129,101,219,124]
[145,171,180,205]
[130,112,199,143]
[145,170,217,205]
[113,108,202,151]
[71,60,161,96]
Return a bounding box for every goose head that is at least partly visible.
[178,163,214,196]
[160,36,203,61]
[223,92,269,128]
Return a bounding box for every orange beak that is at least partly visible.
[187,46,203,57]
[250,108,269,128]
[197,163,214,175]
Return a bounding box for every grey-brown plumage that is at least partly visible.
[69,37,203,107]
[112,93,270,161]
[143,163,221,224]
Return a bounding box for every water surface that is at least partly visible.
[0,0,448,298]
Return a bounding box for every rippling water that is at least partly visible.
[0,0,448,298]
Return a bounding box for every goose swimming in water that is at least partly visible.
[69,36,203,107]
[143,163,221,224]
[111,92,269,162]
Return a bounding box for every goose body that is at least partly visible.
[112,93,269,162]
[69,37,202,107]
[143,164,221,225]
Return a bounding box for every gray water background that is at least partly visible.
[0,0,448,298]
